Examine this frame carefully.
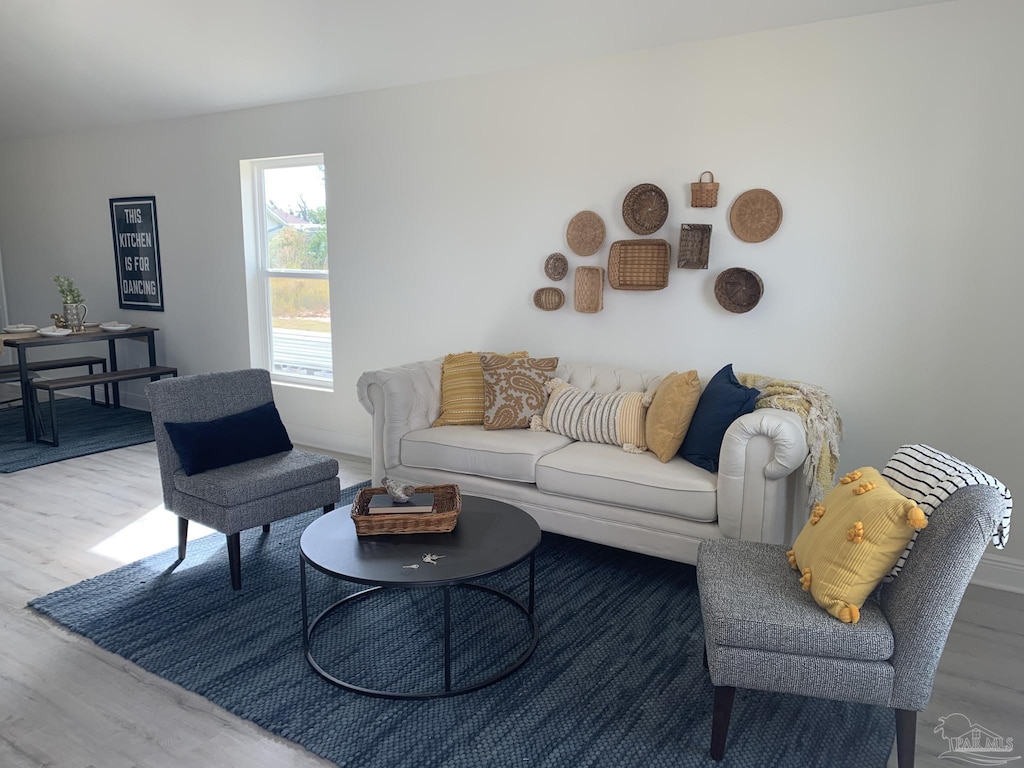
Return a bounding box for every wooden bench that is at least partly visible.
[31,365,177,446]
[0,355,109,405]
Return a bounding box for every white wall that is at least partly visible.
[2,0,1022,577]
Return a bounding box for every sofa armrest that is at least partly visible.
[717,409,809,545]
[356,359,442,483]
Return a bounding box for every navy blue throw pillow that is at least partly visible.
[164,401,293,476]
[679,364,758,473]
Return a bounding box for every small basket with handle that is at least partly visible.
[690,171,719,208]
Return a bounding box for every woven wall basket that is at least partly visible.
[678,224,712,269]
[730,189,783,243]
[574,267,605,313]
[622,183,669,235]
[566,211,606,256]
[533,287,565,311]
[544,253,568,281]
[691,171,719,208]
[714,267,764,313]
[607,239,670,290]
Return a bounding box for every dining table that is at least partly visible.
[2,325,161,442]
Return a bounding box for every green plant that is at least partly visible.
[53,275,84,304]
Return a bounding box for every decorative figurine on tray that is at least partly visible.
[383,476,416,503]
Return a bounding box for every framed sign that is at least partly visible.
[110,195,164,311]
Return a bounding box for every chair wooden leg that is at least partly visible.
[322,503,335,515]
[262,524,270,534]
[227,532,241,590]
[177,517,188,561]
[895,709,917,768]
[710,685,736,761]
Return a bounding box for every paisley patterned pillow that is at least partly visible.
[481,354,559,430]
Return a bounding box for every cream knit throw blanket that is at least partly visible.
[737,373,843,507]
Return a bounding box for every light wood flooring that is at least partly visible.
[1,442,1021,767]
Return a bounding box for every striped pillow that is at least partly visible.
[881,443,1013,579]
[531,379,653,453]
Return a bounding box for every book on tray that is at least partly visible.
[367,492,436,515]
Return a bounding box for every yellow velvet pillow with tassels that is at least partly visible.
[787,466,928,624]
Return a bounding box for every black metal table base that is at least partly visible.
[300,554,538,699]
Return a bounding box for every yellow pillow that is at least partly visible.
[787,466,928,624]
[433,350,528,426]
[645,370,701,462]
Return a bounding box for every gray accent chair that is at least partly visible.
[697,472,1007,768]
[147,369,341,590]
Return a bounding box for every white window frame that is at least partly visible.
[240,153,332,389]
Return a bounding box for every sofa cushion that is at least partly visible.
[536,441,718,522]
[481,354,559,430]
[164,401,293,476]
[533,378,652,453]
[433,350,528,427]
[645,370,702,463]
[788,467,927,624]
[402,426,573,483]
[680,363,758,472]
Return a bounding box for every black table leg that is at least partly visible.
[528,552,536,615]
[300,556,310,651]
[107,337,120,408]
[17,347,33,440]
[443,586,452,692]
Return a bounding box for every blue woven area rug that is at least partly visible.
[29,483,895,767]
[0,399,154,472]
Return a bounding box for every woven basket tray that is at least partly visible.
[566,211,606,256]
[574,266,604,313]
[351,484,462,535]
[730,188,782,243]
[608,239,670,290]
[677,224,712,269]
[533,286,565,311]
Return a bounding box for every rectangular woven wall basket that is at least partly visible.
[678,224,712,269]
[608,240,670,290]
[574,267,604,313]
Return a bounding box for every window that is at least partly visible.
[241,155,332,387]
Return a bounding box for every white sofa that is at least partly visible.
[356,359,811,565]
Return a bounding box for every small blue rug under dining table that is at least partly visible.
[29,484,895,767]
[0,398,154,472]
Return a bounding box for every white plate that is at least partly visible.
[37,326,73,337]
[4,323,38,333]
[83,322,100,328]
[100,322,132,331]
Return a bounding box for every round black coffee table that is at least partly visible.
[299,495,541,699]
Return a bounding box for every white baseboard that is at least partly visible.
[972,553,1024,595]
[288,424,370,459]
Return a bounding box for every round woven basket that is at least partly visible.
[714,267,764,313]
[730,189,783,243]
[622,183,669,235]
[566,211,606,256]
[544,253,568,281]
[533,287,565,311]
